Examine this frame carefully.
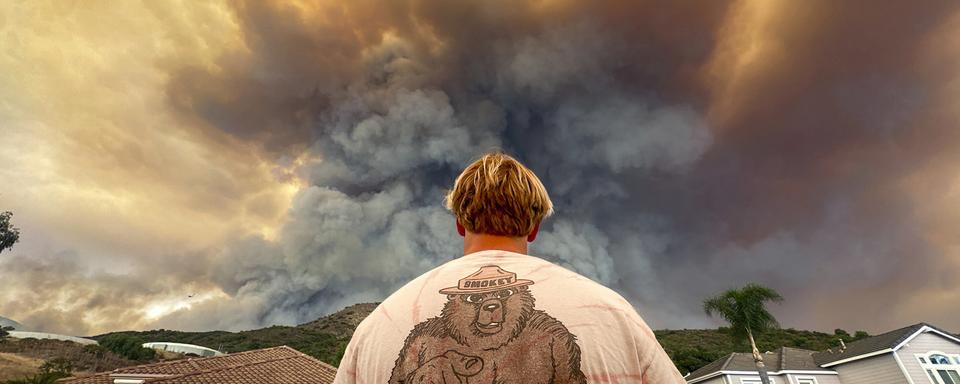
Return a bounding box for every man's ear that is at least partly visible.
[456,220,466,237]
[527,221,541,242]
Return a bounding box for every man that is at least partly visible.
[334,152,684,383]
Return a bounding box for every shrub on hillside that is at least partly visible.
[98,334,156,362]
[3,357,74,384]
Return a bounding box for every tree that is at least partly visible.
[0,211,20,254]
[704,283,784,384]
[98,334,156,361]
[0,326,13,341]
[834,328,851,339]
[853,330,870,340]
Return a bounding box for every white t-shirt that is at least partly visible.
[334,249,684,384]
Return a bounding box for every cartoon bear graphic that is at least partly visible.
[390,266,587,384]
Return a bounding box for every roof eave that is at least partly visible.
[820,348,894,367]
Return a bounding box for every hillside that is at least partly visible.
[656,327,869,374]
[0,338,137,381]
[0,317,22,331]
[93,303,379,367]
[93,302,872,374]
[0,353,42,382]
[298,303,378,335]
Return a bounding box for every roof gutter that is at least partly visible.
[820,348,894,367]
[687,370,838,383]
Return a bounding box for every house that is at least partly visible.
[687,323,960,384]
[61,345,337,384]
[7,331,98,345]
[141,342,224,357]
[685,347,840,384]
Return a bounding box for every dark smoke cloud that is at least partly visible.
[22,0,956,333]
[153,0,730,331]
[153,0,960,332]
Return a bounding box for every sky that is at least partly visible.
[1,0,959,336]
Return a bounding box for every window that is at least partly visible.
[933,355,953,365]
[935,371,960,384]
[917,352,960,384]
[796,377,819,384]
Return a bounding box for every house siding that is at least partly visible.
[726,374,787,384]
[896,331,960,384]
[785,374,842,384]
[832,353,909,384]
[693,377,726,384]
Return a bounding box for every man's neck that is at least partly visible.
[463,232,528,255]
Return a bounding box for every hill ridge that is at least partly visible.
[90,302,885,374]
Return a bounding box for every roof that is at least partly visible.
[62,346,337,384]
[687,347,830,382]
[142,342,223,356]
[812,323,960,366]
[8,331,98,345]
[687,322,960,383]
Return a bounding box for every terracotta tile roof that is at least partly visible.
[62,346,337,384]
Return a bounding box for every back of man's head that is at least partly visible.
[445,152,553,237]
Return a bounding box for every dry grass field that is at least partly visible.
[0,352,43,381]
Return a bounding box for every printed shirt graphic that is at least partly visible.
[334,250,684,384]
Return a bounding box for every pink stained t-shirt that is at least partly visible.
[333,249,684,384]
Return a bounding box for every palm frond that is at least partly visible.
[702,283,784,340]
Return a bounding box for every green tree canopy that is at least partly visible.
[703,283,784,341]
[98,334,156,362]
[703,283,784,384]
[0,211,20,254]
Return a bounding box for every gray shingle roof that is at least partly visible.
[687,347,826,381]
[812,322,959,366]
[688,323,960,382]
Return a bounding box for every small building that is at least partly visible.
[142,342,223,357]
[687,323,960,384]
[61,345,337,384]
[6,331,98,345]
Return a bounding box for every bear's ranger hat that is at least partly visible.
[439,265,534,295]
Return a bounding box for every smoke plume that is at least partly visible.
[2,0,960,334]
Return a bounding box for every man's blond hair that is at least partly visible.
[445,152,553,237]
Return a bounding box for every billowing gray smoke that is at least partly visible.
[154,4,714,330]
[155,0,960,332]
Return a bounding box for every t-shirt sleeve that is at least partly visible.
[332,332,360,384]
[626,306,687,383]
[638,339,686,383]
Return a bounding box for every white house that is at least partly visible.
[7,331,98,345]
[687,323,960,384]
[142,342,223,357]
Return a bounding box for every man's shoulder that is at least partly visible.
[521,254,633,305]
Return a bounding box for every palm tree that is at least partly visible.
[703,283,784,384]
